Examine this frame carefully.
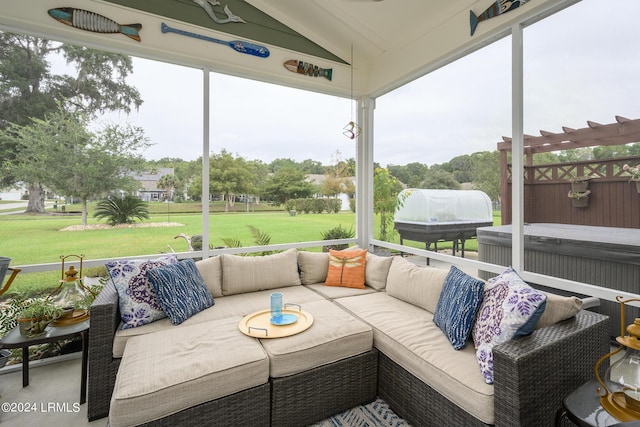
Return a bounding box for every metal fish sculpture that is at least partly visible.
[283,60,332,81]
[48,8,142,42]
[470,0,529,36]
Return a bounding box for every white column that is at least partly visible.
[511,24,524,270]
[201,68,211,256]
[356,96,375,249]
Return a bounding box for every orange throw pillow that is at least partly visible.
[324,249,367,289]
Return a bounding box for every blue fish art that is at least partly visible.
[48,8,142,42]
[470,0,529,36]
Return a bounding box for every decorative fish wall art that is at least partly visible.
[48,8,142,42]
[283,60,332,81]
[192,0,246,24]
[161,23,269,58]
[470,0,530,36]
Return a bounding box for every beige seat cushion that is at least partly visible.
[259,299,373,377]
[305,283,378,299]
[222,248,301,295]
[336,292,495,425]
[113,285,324,357]
[385,256,450,313]
[109,317,269,427]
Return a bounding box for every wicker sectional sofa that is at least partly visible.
[88,248,610,426]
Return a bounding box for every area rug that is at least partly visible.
[311,398,411,427]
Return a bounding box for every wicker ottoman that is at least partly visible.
[259,299,377,426]
[109,317,270,427]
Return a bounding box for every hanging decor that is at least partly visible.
[343,45,361,140]
[47,7,142,42]
[470,0,530,36]
[283,60,333,81]
[161,22,269,58]
[343,121,361,140]
[192,0,246,24]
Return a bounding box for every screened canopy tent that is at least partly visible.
[4,0,625,303]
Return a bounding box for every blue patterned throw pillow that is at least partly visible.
[106,255,178,329]
[433,266,485,350]
[146,259,214,325]
[472,267,547,384]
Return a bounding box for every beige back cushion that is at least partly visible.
[298,250,392,290]
[365,253,393,290]
[385,257,450,313]
[222,248,301,295]
[195,256,223,297]
[298,251,329,285]
[536,293,583,329]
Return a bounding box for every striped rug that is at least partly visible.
[311,398,411,427]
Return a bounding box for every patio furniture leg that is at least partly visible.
[21,346,28,387]
[81,330,88,404]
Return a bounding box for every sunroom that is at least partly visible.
[0,0,638,426]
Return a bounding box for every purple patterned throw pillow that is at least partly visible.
[471,267,547,384]
[106,255,178,329]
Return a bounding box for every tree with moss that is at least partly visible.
[1,105,149,225]
[0,32,142,213]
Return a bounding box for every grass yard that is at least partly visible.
[0,208,501,298]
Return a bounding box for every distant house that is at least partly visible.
[133,168,174,202]
[306,174,354,211]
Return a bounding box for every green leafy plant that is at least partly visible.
[569,174,596,183]
[221,225,276,256]
[18,298,62,320]
[567,190,591,199]
[0,295,30,337]
[321,225,354,251]
[93,196,150,225]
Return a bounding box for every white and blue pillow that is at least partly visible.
[146,259,214,325]
[472,267,547,384]
[106,255,178,329]
[433,266,485,350]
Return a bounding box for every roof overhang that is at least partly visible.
[0,0,576,98]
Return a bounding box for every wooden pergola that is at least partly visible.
[498,116,640,226]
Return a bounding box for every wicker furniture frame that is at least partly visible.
[89,280,610,426]
[378,310,610,427]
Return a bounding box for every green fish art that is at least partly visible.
[470,0,530,36]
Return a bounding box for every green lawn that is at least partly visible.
[0,209,501,298]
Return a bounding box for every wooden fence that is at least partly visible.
[501,156,640,227]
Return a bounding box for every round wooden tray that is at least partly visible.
[238,308,313,338]
[51,309,89,327]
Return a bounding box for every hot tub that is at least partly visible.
[393,189,493,257]
[477,223,640,337]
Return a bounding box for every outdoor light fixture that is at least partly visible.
[595,296,640,421]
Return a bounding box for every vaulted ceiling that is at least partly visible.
[1,0,573,98]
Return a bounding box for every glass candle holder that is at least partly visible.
[271,292,283,320]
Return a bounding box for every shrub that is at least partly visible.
[93,196,150,225]
[321,224,354,251]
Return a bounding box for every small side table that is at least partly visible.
[0,319,89,404]
[556,379,621,427]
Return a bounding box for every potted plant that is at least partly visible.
[321,225,355,252]
[17,298,62,337]
[568,190,591,208]
[623,163,640,193]
[569,175,594,192]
